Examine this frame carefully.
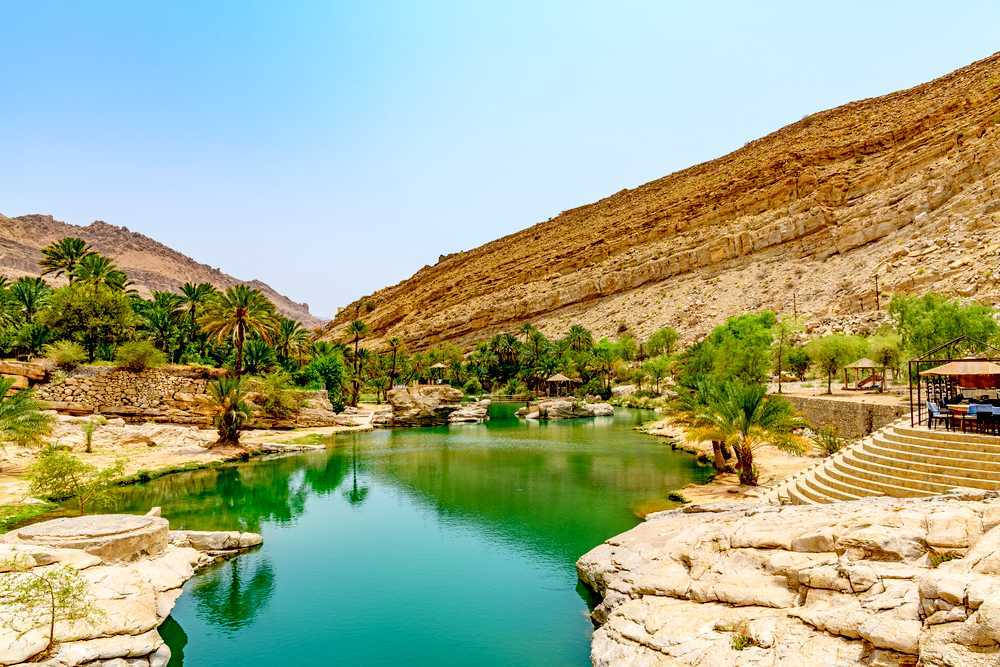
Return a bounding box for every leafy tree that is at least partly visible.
[208,376,251,446]
[199,286,278,376]
[9,277,50,323]
[771,316,802,393]
[615,333,638,362]
[589,341,615,395]
[39,237,94,283]
[868,332,903,384]
[889,293,999,356]
[645,326,679,357]
[27,447,124,513]
[0,378,54,451]
[0,562,103,659]
[806,334,868,394]
[41,283,136,361]
[641,355,671,393]
[687,382,808,485]
[247,371,304,419]
[675,312,775,388]
[81,416,107,454]
[786,347,811,381]
[114,340,166,372]
[309,352,346,412]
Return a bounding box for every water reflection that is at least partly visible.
[191,557,275,633]
[344,443,369,507]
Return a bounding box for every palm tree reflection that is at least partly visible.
[192,557,275,632]
[344,443,369,506]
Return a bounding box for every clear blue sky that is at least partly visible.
[3,1,998,318]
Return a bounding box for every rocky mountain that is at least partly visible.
[0,213,322,327]
[322,52,1000,349]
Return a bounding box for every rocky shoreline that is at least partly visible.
[0,512,261,666]
[577,490,1000,666]
[516,399,614,420]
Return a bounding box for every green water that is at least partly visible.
[109,403,710,666]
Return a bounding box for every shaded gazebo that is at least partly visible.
[842,358,885,392]
[545,373,578,397]
[908,336,1000,426]
[429,362,447,384]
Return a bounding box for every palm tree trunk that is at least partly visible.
[711,441,726,472]
[235,323,245,376]
[737,443,756,485]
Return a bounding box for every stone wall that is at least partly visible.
[33,365,340,429]
[783,394,908,439]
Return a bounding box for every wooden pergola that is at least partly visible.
[842,357,885,392]
[908,336,1000,426]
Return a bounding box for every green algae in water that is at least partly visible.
[110,404,710,666]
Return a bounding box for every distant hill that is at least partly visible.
[0,213,323,327]
[321,52,1000,349]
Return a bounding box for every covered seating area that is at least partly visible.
[910,337,1000,433]
[843,357,885,391]
[544,373,579,396]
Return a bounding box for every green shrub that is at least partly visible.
[248,371,305,419]
[929,551,962,568]
[44,340,88,370]
[811,426,844,457]
[730,632,756,651]
[27,447,124,513]
[462,377,483,396]
[114,341,166,372]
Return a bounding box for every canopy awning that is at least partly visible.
[919,361,1000,376]
[845,358,880,369]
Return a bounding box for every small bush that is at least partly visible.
[248,371,305,419]
[114,341,166,372]
[462,377,483,396]
[666,492,688,503]
[929,551,962,568]
[811,426,844,457]
[44,340,87,370]
[730,632,756,651]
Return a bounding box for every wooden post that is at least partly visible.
[874,274,880,310]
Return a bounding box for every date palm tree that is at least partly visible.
[9,277,50,324]
[199,285,278,376]
[565,324,594,352]
[386,336,403,388]
[208,376,251,446]
[175,282,215,358]
[39,237,94,283]
[346,319,368,405]
[687,382,808,486]
[0,377,54,452]
[72,253,131,295]
[274,318,310,366]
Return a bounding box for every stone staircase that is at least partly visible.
[768,419,1000,504]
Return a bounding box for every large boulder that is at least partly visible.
[387,385,467,426]
[449,399,491,423]
[519,399,614,420]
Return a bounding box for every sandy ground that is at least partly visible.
[770,380,910,406]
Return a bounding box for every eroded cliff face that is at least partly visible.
[0,215,322,327]
[323,52,1000,349]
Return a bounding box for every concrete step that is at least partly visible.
[798,473,851,503]
[892,426,1000,448]
[785,482,819,505]
[864,439,1000,476]
[811,464,880,500]
[872,434,1000,465]
[845,450,1000,491]
[826,457,938,498]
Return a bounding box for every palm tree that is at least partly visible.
[140,292,182,357]
[687,382,808,485]
[72,253,130,294]
[241,338,275,375]
[346,320,368,405]
[274,318,310,366]
[386,336,402,388]
[199,285,278,376]
[175,282,215,358]
[39,237,94,283]
[208,376,251,446]
[15,323,51,359]
[0,378,54,452]
[565,324,594,352]
[9,277,50,324]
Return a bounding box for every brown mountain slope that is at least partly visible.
[0,214,322,327]
[322,52,1000,349]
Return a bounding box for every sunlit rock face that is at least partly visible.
[321,53,1000,351]
[0,513,260,666]
[577,490,1000,666]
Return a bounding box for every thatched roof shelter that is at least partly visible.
[546,373,574,383]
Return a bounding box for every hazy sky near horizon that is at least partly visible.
[3,1,999,318]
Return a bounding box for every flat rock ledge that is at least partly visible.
[577,489,1000,666]
[517,399,614,420]
[0,511,261,666]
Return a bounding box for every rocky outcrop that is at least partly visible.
[320,52,1000,351]
[448,399,491,423]
[577,490,1000,666]
[517,399,614,420]
[33,366,341,429]
[0,513,260,666]
[386,385,486,426]
[0,214,321,327]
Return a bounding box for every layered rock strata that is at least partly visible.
[321,52,1000,350]
[0,513,261,666]
[577,490,1000,666]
